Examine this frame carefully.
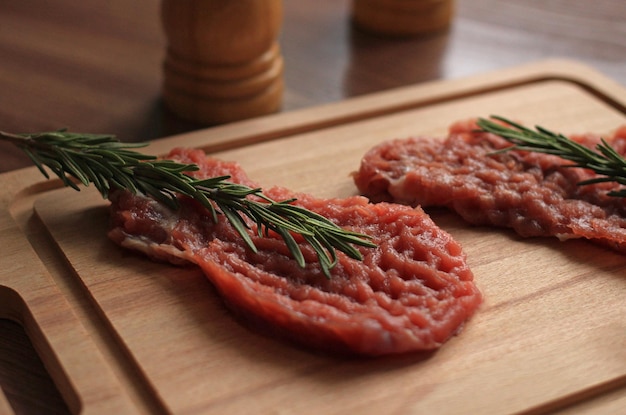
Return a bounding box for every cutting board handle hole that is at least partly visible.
[0,318,71,414]
[0,286,75,414]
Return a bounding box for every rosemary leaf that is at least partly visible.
[275,227,306,268]
[220,204,258,253]
[0,129,377,277]
[477,116,626,197]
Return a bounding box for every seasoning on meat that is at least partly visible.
[108,148,482,356]
[353,119,626,252]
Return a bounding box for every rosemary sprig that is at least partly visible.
[476,116,626,197]
[0,129,375,277]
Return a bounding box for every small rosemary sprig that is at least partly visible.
[476,116,626,197]
[0,129,375,277]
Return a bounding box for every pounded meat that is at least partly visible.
[108,148,482,356]
[354,119,626,252]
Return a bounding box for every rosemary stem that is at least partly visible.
[0,129,375,277]
[477,116,626,197]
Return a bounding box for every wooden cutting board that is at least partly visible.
[2,60,626,415]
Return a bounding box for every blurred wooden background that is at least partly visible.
[1,0,624,173]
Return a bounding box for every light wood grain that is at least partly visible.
[2,61,626,414]
[0,209,140,414]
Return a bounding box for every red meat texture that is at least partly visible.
[354,119,626,253]
[108,148,482,356]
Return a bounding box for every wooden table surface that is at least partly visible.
[0,0,624,413]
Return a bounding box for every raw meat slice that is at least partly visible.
[353,119,626,252]
[108,148,482,356]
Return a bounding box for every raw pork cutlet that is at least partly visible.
[354,119,626,253]
[108,147,482,356]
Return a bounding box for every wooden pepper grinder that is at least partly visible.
[351,0,454,37]
[161,0,284,125]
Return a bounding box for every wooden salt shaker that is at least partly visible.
[161,0,284,125]
[351,0,454,37]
